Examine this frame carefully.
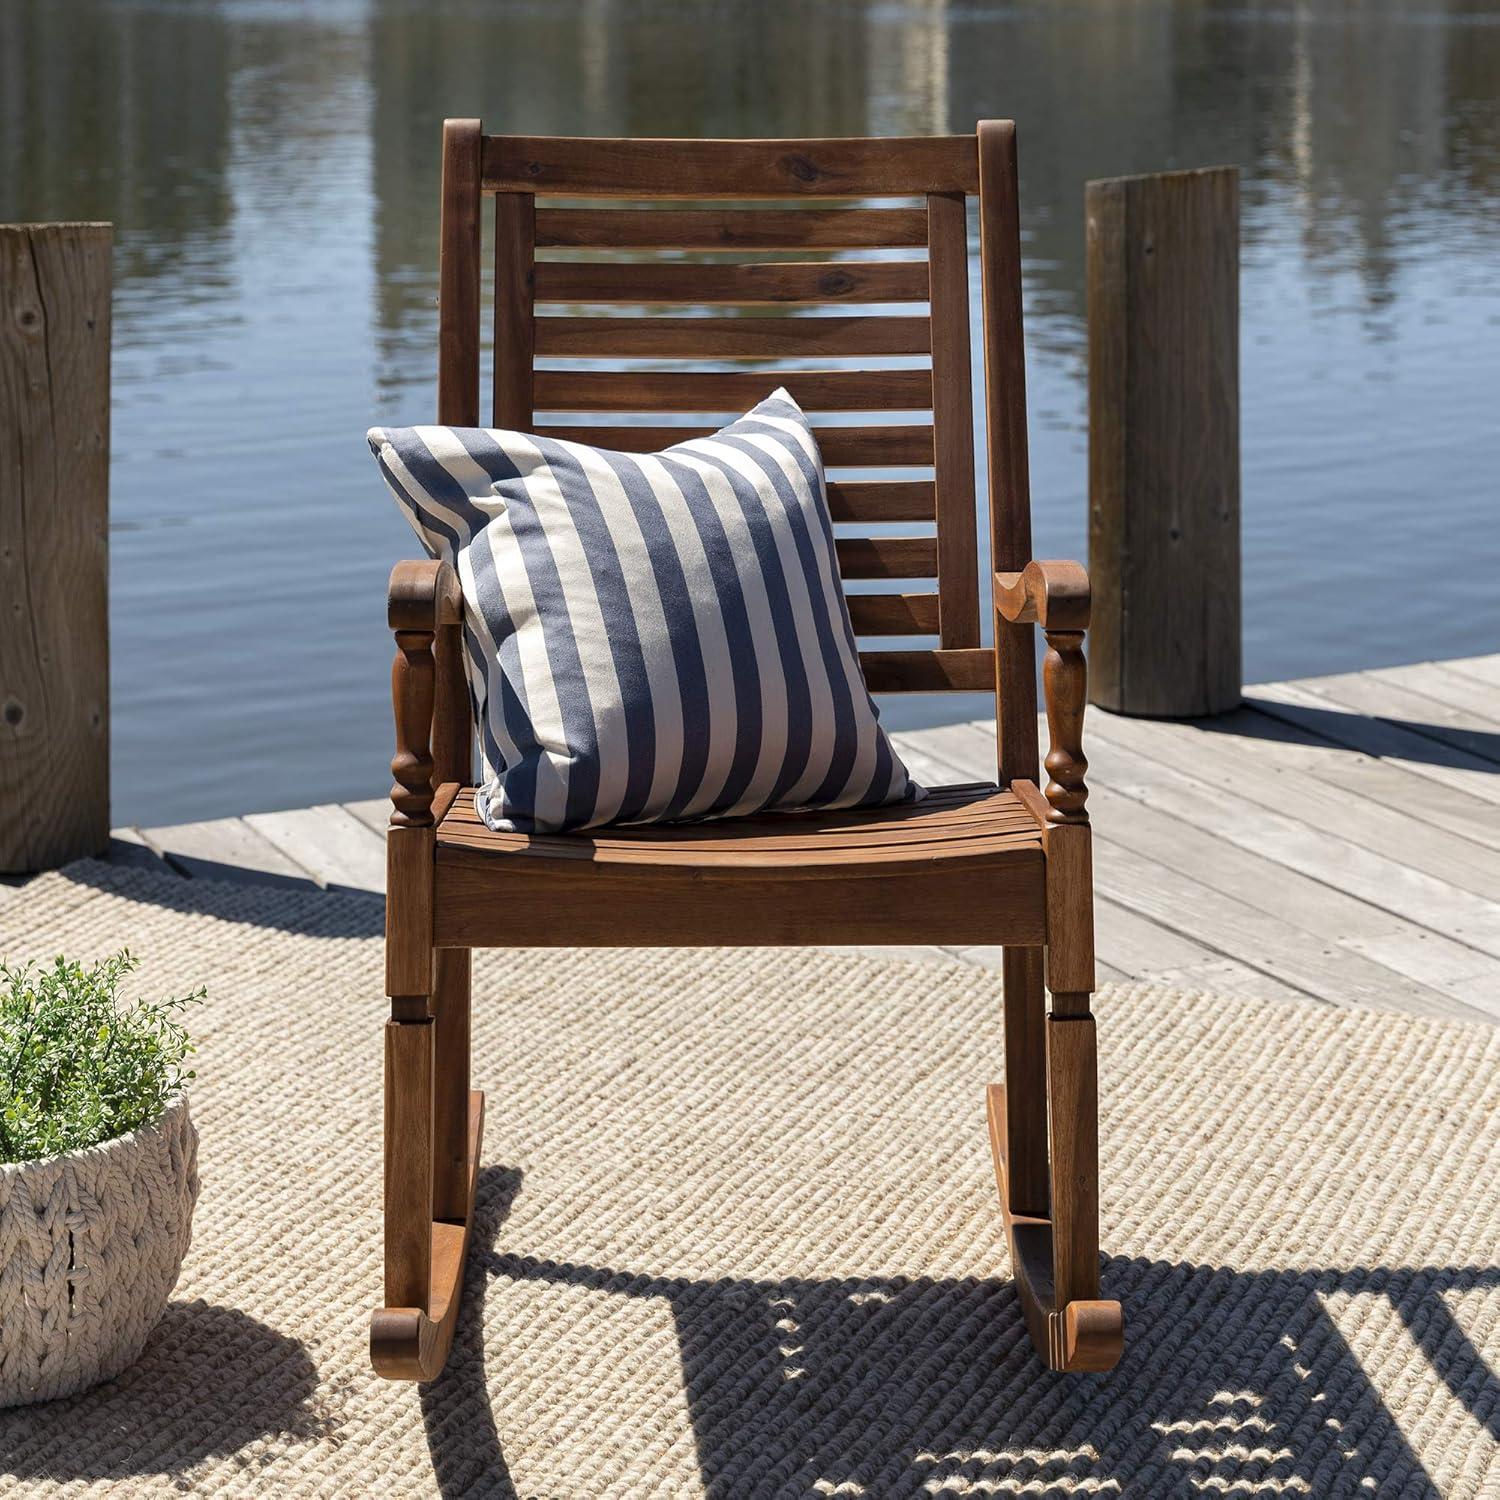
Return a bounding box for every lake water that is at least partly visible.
[3,0,1498,826]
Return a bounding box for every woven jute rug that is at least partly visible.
[0,862,1497,1498]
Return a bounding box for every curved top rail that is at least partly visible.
[480,132,984,198]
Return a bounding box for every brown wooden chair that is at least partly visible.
[372,119,1120,1382]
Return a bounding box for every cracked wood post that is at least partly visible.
[1087,167,1240,717]
[1,223,112,872]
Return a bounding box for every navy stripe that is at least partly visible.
[467,524,546,825]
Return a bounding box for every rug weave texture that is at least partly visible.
[0,862,1497,1498]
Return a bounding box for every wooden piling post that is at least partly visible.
[1,224,112,872]
[1086,167,1240,717]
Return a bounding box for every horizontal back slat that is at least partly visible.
[534,368,931,413]
[835,537,938,579]
[859,648,994,692]
[534,315,930,359]
[531,424,934,467]
[483,135,979,197]
[534,259,929,305]
[535,207,928,250]
[827,480,935,522]
[846,593,941,635]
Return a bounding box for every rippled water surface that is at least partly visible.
[3,0,1498,824]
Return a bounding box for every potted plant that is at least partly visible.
[0,951,201,1405]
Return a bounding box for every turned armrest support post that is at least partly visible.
[994,561,1090,825]
[389,561,464,829]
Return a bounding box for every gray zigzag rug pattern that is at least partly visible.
[0,862,1497,1497]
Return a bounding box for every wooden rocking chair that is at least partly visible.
[372,120,1121,1382]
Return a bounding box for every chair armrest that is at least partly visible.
[389,559,463,633]
[388,561,462,828]
[994,562,1090,825]
[994,560,1089,632]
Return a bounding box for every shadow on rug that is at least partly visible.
[412,1169,1500,1498]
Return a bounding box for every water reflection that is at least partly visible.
[0,0,1496,823]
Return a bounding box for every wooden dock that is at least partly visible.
[79,654,1500,1027]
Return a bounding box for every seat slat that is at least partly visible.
[483,135,979,198]
[534,315,930,358]
[531,425,933,467]
[534,368,932,413]
[534,207,929,250]
[441,780,1004,840]
[827,480,935,522]
[439,813,1040,858]
[534,259,929,305]
[836,537,938,580]
[846,593,941,635]
[860,647,995,692]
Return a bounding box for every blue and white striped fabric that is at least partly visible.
[368,389,921,834]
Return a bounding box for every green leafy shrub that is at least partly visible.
[0,952,202,1165]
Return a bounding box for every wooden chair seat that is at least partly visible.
[437,782,1040,868]
[429,782,1048,950]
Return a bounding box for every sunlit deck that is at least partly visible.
[93,654,1500,1027]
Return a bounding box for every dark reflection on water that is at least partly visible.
[1,0,1497,824]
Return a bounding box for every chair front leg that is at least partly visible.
[373,560,483,1381]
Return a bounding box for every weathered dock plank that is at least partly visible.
[1374,661,1500,728]
[142,816,315,887]
[1440,655,1500,691]
[243,805,386,892]
[1077,714,1500,952]
[1080,708,1500,906]
[1292,667,1500,768]
[1252,680,1500,814]
[892,718,1497,1022]
[342,799,391,838]
[105,827,179,879]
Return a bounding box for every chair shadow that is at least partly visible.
[54,857,386,939]
[415,1174,1500,1498]
[0,1302,324,1481]
[419,1165,526,1499]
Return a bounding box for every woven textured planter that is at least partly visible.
[0,1094,198,1406]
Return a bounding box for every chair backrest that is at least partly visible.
[436,121,1040,785]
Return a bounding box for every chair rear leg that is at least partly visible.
[431,948,472,1221]
[384,999,434,1313]
[999,948,1048,1218]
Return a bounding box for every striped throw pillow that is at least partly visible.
[369,390,921,834]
